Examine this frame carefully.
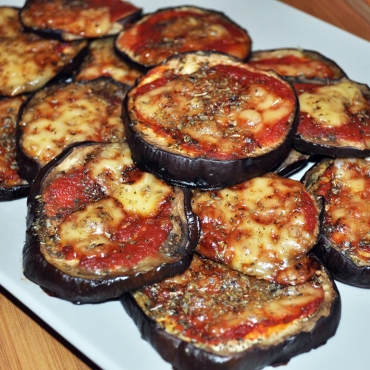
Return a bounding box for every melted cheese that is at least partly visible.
[299,81,366,127]
[58,198,126,258]
[85,143,173,217]
[20,80,125,166]
[0,35,86,96]
[192,173,319,283]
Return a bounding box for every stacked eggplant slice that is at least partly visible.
[7,1,370,369]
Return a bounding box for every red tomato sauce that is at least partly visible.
[42,168,99,218]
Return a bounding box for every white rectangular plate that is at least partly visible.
[1,1,370,369]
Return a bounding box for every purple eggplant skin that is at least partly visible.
[121,271,341,370]
[0,183,29,201]
[123,96,300,191]
[20,2,142,42]
[312,235,370,289]
[23,141,200,304]
[293,137,370,158]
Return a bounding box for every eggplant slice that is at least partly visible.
[249,48,346,82]
[191,172,322,286]
[293,77,370,157]
[23,141,200,304]
[20,0,142,41]
[124,51,299,189]
[303,157,370,288]
[16,77,130,184]
[115,6,252,69]
[0,95,29,201]
[121,253,341,370]
[0,7,87,97]
[74,37,142,86]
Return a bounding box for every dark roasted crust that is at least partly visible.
[23,141,200,304]
[16,77,130,184]
[20,0,142,41]
[115,5,252,69]
[303,158,370,288]
[249,48,346,82]
[124,52,299,190]
[121,261,341,370]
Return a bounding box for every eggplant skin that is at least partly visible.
[312,236,370,288]
[121,281,341,370]
[23,141,200,304]
[0,184,29,201]
[294,136,370,158]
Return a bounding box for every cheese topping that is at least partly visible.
[20,79,126,166]
[314,158,370,265]
[133,255,331,352]
[192,173,319,284]
[75,37,142,85]
[129,54,296,160]
[299,81,367,127]
[38,143,177,276]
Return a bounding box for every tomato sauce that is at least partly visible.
[43,168,99,218]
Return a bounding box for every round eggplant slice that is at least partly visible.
[23,141,200,304]
[74,37,143,86]
[191,172,322,285]
[0,95,29,201]
[248,48,346,82]
[115,6,252,69]
[293,77,370,157]
[121,254,341,370]
[124,51,298,189]
[20,0,142,41]
[16,77,129,184]
[303,157,370,288]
